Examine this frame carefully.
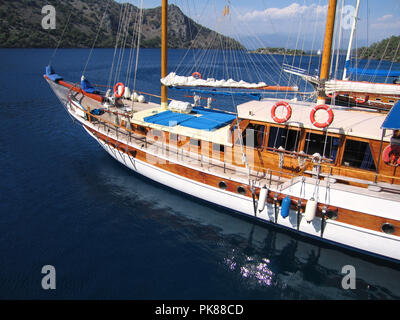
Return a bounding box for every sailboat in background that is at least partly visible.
[45,0,400,262]
[284,0,400,110]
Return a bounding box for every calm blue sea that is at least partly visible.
[0,48,399,300]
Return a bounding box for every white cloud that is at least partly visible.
[238,3,328,22]
[376,14,394,22]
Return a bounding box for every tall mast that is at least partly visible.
[343,0,360,80]
[318,0,338,104]
[161,0,168,109]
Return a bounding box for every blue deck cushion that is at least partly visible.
[90,109,105,116]
[81,78,98,94]
[45,65,63,82]
[143,107,237,131]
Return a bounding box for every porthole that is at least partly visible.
[237,186,246,195]
[381,223,395,235]
[218,181,227,190]
[326,210,338,220]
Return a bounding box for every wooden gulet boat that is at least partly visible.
[45,0,400,262]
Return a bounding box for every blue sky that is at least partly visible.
[117,1,400,49]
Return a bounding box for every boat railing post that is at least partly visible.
[375,129,386,184]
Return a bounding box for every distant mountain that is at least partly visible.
[355,36,400,62]
[0,0,244,49]
[249,47,307,56]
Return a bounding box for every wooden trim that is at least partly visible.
[84,123,400,238]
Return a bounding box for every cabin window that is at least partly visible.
[304,132,339,162]
[267,126,299,152]
[213,143,225,153]
[342,139,376,170]
[137,125,146,133]
[241,124,265,149]
[190,138,201,147]
[151,129,162,137]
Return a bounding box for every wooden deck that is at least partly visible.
[69,91,400,203]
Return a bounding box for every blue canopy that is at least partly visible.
[144,111,196,126]
[382,101,400,130]
[346,61,400,78]
[169,87,262,100]
[143,107,237,131]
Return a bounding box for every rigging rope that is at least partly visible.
[82,0,111,77]
[49,7,73,66]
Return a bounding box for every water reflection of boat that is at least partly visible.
[95,162,400,299]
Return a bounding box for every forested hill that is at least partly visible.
[0,0,244,49]
[355,36,400,62]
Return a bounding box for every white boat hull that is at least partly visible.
[83,124,400,262]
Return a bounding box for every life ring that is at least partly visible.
[271,101,292,124]
[352,95,369,104]
[192,72,202,79]
[114,82,125,98]
[382,145,400,166]
[310,104,334,128]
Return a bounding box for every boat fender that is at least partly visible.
[114,82,125,98]
[271,101,292,123]
[192,72,202,79]
[304,198,317,223]
[257,187,268,212]
[281,196,291,219]
[124,87,131,99]
[382,145,400,166]
[131,92,139,102]
[311,153,321,163]
[138,95,146,103]
[310,104,334,128]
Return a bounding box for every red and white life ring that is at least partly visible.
[310,104,334,128]
[271,101,292,123]
[192,72,202,79]
[352,95,369,104]
[114,82,125,98]
[382,145,400,167]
